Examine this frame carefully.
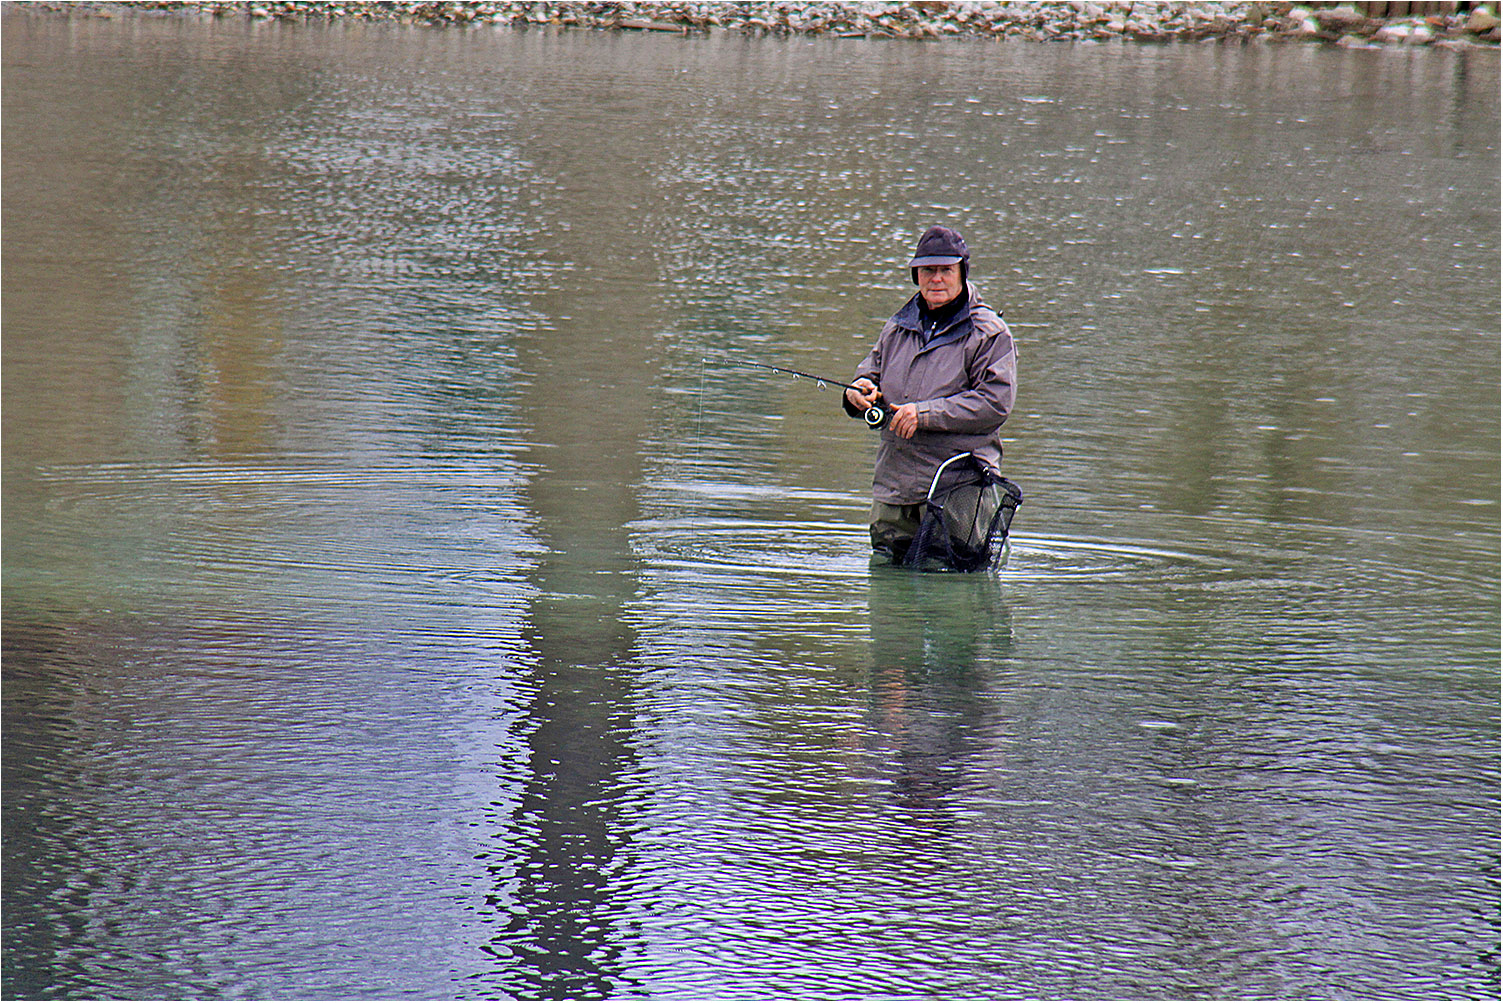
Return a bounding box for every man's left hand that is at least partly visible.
[890,403,919,439]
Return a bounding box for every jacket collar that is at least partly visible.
[891,282,979,347]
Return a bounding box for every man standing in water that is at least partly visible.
[843,225,1017,562]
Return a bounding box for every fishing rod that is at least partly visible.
[737,360,894,429]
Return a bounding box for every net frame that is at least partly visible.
[900,453,1022,572]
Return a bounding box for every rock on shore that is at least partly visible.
[55,1,1503,47]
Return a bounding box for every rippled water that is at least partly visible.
[4,9,1498,999]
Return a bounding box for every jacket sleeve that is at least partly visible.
[914,323,1016,434]
[842,330,888,418]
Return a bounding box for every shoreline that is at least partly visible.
[21,1,1503,49]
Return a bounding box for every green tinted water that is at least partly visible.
[3,10,1498,998]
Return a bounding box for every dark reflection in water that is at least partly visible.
[864,570,1013,813]
[3,8,1498,1000]
[473,96,672,994]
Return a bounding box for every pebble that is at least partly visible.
[35,1,1503,48]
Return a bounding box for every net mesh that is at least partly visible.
[900,454,1022,572]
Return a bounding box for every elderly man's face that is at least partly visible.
[918,263,963,309]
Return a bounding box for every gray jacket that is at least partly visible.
[846,284,1017,505]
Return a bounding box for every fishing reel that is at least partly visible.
[863,403,892,430]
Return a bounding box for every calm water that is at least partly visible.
[3,9,1498,999]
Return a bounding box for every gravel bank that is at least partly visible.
[44,2,1503,48]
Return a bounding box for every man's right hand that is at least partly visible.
[845,378,880,411]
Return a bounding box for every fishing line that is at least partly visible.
[694,355,708,558]
[696,355,707,476]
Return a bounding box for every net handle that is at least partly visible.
[925,453,979,504]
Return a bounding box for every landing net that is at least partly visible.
[901,453,1023,573]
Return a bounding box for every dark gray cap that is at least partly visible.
[906,225,969,268]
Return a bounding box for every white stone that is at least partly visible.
[1467,7,1500,32]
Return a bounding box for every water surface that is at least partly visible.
[3,10,1498,999]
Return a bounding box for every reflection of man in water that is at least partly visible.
[865,572,1013,812]
[844,225,1018,563]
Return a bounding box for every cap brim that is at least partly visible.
[908,255,963,267]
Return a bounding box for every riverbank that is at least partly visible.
[38,1,1503,48]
